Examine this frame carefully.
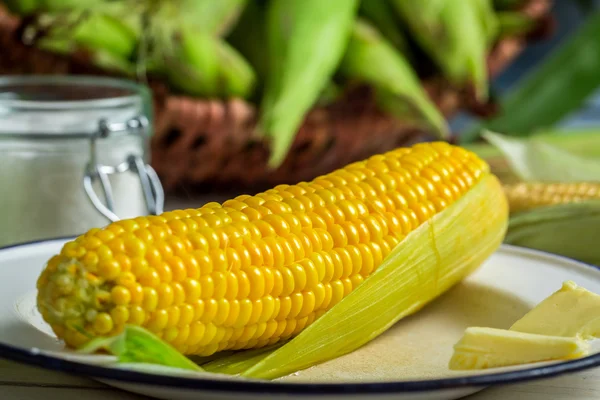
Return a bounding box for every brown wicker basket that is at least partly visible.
[0,1,553,193]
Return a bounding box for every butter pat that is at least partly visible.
[510,281,600,339]
[449,327,588,370]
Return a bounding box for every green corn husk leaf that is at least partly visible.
[33,25,136,76]
[227,0,339,104]
[472,0,500,45]
[30,2,142,61]
[201,343,285,375]
[493,0,525,9]
[227,0,269,86]
[92,51,137,76]
[260,0,359,168]
[237,174,508,379]
[164,28,221,97]
[2,0,39,15]
[72,13,138,59]
[35,36,74,55]
[497,12,537,38]
[358,0,410,54]
[110,363,254,382]
[466,129,600,160]
[79,325,203,372]
[463,129,600,183]
[216,40,258,99]
[151,0,255,98]
[177,0,248,36]
[339,19,449,139]
[390,0,489,100]
[505,201,600,266]
[316,82,343,107]
[462,12,600,143]
[160,24,256,99]
[37,0,106,12]
[481,130,600,182]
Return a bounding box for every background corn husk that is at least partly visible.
[0,1,553,193]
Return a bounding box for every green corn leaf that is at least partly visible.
[216,40,257,99]
[461,12,600,143]
[482,130,600,182]
[505,201,600,266]
[72,13,138,59]
[2,0,39,15]
[339,19,449,139]
[464,129,600,161]
[202,343,285,375]
[358,0,410,54]
[260,0,360,168]
[79,325,203,372]
[164,29,221,97]
[179,0,248,36]
[390,0,489,100]
[38,0,106,12]
[492,0,525,9]
[497,12,537,38]
[227,0,269,87]
[472,0,500,45]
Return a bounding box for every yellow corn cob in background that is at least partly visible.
[37,142,499,357]
[504,182,600,214]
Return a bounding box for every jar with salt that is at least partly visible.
[0,76,163,247]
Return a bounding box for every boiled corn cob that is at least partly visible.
[504,182,600,214]
[37,142,498,357]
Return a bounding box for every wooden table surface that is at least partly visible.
[2,357,600,400]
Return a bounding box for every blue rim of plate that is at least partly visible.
[1,238,600,396]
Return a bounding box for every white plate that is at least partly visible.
[1,239,600,400]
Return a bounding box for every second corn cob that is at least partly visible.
[504,182,600,214]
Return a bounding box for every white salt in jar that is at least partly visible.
[0,76,164,247]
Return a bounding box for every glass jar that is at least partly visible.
[0,76,164,247]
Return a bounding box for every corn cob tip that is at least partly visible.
[36,257,121,347]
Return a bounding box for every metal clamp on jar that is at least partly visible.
[0,76,164,247]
